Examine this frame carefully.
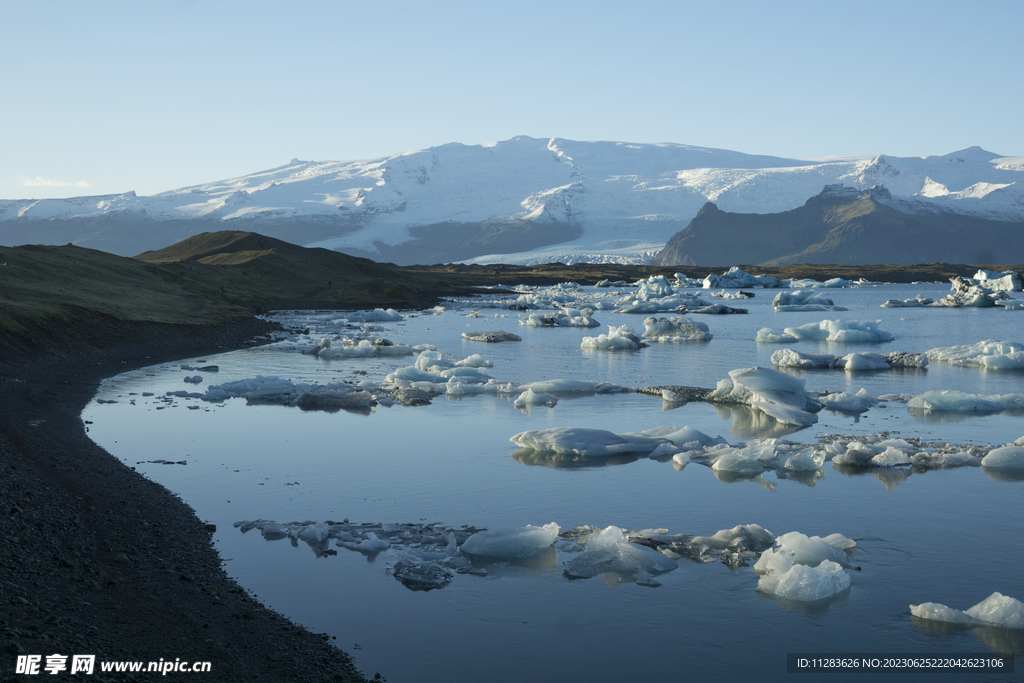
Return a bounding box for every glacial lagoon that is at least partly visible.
[83,279,1024,682]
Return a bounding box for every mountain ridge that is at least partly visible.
[2,136,1021,264]
[653,185,1024,267]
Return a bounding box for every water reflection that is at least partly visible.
[713,404,806,440]
[910,616,1024,656]
[832,463,913,490]
[981,466,1024,483]
[510,448,643,469]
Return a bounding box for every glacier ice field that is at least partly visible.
[83,278,1024,682]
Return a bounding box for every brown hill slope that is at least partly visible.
[654,186,1024,266]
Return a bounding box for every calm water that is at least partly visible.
[84,282,1024,682]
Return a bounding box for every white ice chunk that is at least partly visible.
[783,319,894,343]
[981,446,1024,469]
[641,316,712,342]
[758,558,851,602]
[581,324,645,350]
[510,427,668,457]
[908,390,1024,414]
[513,388,558,409]
[964,592,1024,629]
[459,522,559,560]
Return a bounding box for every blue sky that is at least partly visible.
[3,0,1021,199]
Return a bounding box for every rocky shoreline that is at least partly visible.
[1,319,374,682]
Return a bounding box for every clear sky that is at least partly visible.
[2,0,1021,200]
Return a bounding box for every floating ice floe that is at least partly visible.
[754,531,855,602]
[911,592,1024,629]
[907,390,1024,414]
[510,427,671,458]
[460,523,560,560]
[881,294,934,308]
[520,309,601,327]
[772,290,847,312]
[462,330,522,342]
[980,445,1024,469]
[709,366,821,426]
[386,349,494,386]
[513,388,558,409]
[781,277,848,289]
[770,349,927,371]
[641,316,712,342]
[925,340,1024,370]
[819,389,879,413]
[581,324,648,350]
[755,328,800,344]
[690,303,747,314]
[703,266,781,290]
[345,308,404,323]
[765,319,895,343]
[317,339,420,359]
[563,526,678,585]
[183,375,203,384]
[710,289,754,300]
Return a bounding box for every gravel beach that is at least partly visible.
[1,319,374,682]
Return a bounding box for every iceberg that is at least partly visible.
[757,558,851,602]
[709,366,820,426]
[911,592,1024,629]
[520,310,601,327]
[513,388,558,409]
[781,319,894,343]
[641,316,712,342]
[926,340,1024,370]
[703,266,781,290]
[581,324,647,350]
[346,308,403,323]
[462,330,523,342]
[563,526,678,584]
[981,445,1024,469]
[460,523,560,560]
[907,390,1024,414]
[772,290,846,312]
[509,427,670,458]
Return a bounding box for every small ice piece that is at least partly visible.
[838,353,890,371]
[926,340,1024,369]
[298,521,330,544]
[964,592,1024,629]
[908,390,1024,414]
[183,375,203,384]
[783,319,894,343]
[981,446,1024,469]
[513,388,558,409]
[770,349,836,368]
[641,316,712,342]
[690,524,774,550]
[710,366,819,426]
[710,442,778,474]
[702,266,781,290]
[910,602,979,625]
[510,427,669,457]
[563,526,677,581]
[782,447,825,471]
[581,325,646,350]
[758,558,851,602]
[871,447,911,467]
[462,330,523,343]
[756,328,800,344]
[460,522,560,560]
[755,531,853,571]
[911,592,1024,629]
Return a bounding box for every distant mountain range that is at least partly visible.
[653,185,1024,266]
[2,137,1021,264]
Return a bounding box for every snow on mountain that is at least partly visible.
[1,137,1021,264]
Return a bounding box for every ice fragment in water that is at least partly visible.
[460,523,559,560]
[911,592,1024,629]
[981,446,1024,469]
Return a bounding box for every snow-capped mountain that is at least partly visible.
[2,137,1021,264]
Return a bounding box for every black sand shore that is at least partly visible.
[1,319,373,682]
